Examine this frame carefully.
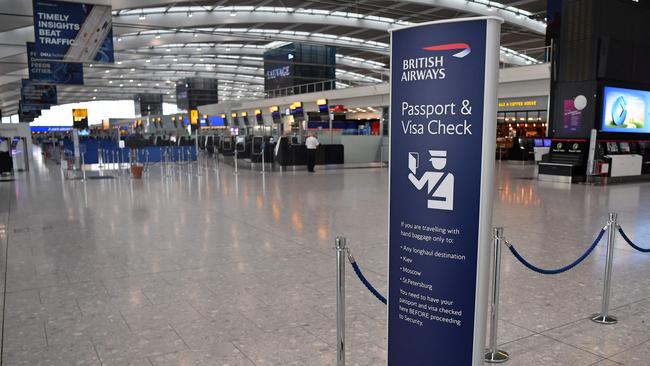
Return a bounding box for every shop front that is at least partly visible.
[496,96,549,161]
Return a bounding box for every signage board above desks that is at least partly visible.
[497,96,547,111]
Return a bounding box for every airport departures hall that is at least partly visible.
[1,0,650,365]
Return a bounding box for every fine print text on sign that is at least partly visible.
[388,17,501,366]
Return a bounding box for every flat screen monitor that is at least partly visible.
[543,139,552,147]
[534,138,543,147]
[601,86,650,133]
[207,115,224,126]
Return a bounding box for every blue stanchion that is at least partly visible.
[350,261,387,305]
[617,226,650,253]
[508,228,607,275]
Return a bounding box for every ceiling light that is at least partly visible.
[199,58,204,61]
[166,91,170,94]
[137,83,141,86]
[196,48,202,51]
[130,68,135,71]
[108,80,113,84]
[166,80,171,83]
[230,11,237,17]
[155,35,161,39]
[129,79,133,82]
[155,83,159,86]
[104,70,110,73]
[187,11,193,18]
[145,59,151,63]
[93,88,97,92]
[89,64,93,68]
[166,48,171,52]
[117,37,122,42]
[173,58,178,62]
[226,48,230,52]
[138,14,146,20]
[119,84,124,87]
[194,33,198,38]
[116,61,122,65]
[120,75,124,78]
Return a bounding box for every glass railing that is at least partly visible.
[264,46,551,98]
[264,76,387,98]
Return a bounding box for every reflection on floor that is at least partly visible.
[1,153,650,365]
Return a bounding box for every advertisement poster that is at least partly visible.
[388,18,501,365]
[562,99,583,134]
[21,79,57,110]
[601,86,650,133]
[32,0,114,62]
[27,42,83,85]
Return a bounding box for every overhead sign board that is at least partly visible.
[27,42,84,85]
[21,79,57,110]
[72,108,89,129]
[388,17,502,366]
[32,0,114,63]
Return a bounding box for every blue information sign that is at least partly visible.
[32,0,114,63]
[27,42,84,85]
[388,17,502,365]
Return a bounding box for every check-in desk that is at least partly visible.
[605,154,643,177]
[275,139,344,167]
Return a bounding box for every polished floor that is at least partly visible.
[1,151,650,365]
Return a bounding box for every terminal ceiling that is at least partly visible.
[0,0,549,115]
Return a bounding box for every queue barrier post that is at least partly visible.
[81,152,86,181]
[234,145,239,175]
[335,236,347,366]
[485,227,509,363]
[118,149,123,175]
[261,143,266,174]
[591,212,619,325]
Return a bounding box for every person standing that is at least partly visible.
[305,134,319,172]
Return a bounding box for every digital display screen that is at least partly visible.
[601,86,650,133]
[207,116,224,126]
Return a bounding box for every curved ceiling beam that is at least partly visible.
[114,1,542,34]
[97,52,388,77]
[113,10,403,35]
[116,30,389,55]
[397,0,545,34]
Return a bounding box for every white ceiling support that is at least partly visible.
[397,0,545,34]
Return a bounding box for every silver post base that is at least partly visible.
[590,314,618,324]
[485,350,509,363]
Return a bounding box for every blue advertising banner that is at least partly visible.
[27,42,84,85]
[21,79,57,114]
[32,0,114,63]
[388,17,502,366]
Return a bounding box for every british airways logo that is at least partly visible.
[400,42,471,82]
[422,43,471,58]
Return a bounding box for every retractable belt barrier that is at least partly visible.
[335,212,650,366]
